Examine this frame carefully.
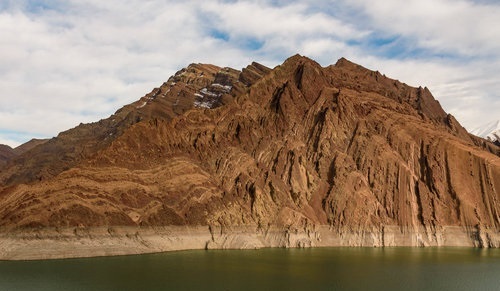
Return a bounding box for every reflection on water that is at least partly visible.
[0,247,499,291]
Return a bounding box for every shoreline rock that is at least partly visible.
[1,225,498,261]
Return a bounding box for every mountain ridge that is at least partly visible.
[0,54,499,259]
[0,139,48,170]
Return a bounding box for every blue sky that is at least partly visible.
[0,0,499,147]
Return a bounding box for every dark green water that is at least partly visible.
[0,247,499,291]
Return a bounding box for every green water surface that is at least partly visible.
[0,247,498,290]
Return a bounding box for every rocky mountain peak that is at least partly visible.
[327,58,466,132]
[0,55,498,251]
[239,62,272,86]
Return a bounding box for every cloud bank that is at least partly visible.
[0,0,499,147]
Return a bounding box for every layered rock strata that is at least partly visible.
[0,55,499,259]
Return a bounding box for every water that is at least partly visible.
[0,247,499,291]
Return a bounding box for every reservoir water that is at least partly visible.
[0,247,499,290]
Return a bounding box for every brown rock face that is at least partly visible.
[0,139,48,170]
[0,55,499,248]
[0,145,16,169]
[12,139,48,156]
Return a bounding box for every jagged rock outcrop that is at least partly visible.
[0,54,499,259]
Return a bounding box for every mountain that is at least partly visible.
[0,144,16,169]
[0,139,48,169]
[12,138,49,155]
[0,55,499,260]
[471,120,500,146]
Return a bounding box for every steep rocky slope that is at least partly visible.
[12,139,48,156]
[0,62,269,186]
[0,139,48,170]
[0,145,16,169]
[0,55,499,259]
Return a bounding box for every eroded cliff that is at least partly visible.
[0,55,499,259]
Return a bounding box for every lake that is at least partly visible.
[0,247,499,290]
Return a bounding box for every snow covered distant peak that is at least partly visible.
[471,120,500,143]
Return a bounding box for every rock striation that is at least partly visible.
[0,54,499,260]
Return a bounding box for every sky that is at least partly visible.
[0,0,499,147]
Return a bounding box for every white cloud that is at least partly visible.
[339,0,500,130]
[203,1,364,40]
[0,0,499,147]
[0,0,255,147]
[0,137,23,149]
[347,0,500,56]
[346,55,500,131]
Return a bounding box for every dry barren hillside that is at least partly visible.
[1,55,499,259]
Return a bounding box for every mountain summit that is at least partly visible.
[0,55,499,259]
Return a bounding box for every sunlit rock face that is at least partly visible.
[0,54,498,248]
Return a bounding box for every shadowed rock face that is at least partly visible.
[0,139,48,170]
[0,145,16,169]
[0,55,498,245]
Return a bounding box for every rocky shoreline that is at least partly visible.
[1,225,498,260]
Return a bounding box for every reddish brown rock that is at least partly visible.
[0,55,499,252]
[0,145,16,169]
[12,139,48,155]
[0,139,48,170]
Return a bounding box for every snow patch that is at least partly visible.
[163,88,171,96]
[211,83,232,92]
[136,101,147,109]
[192,81,233,109]
[471,120,500,142]
[193,101,213,109]
[200,88,219,98]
